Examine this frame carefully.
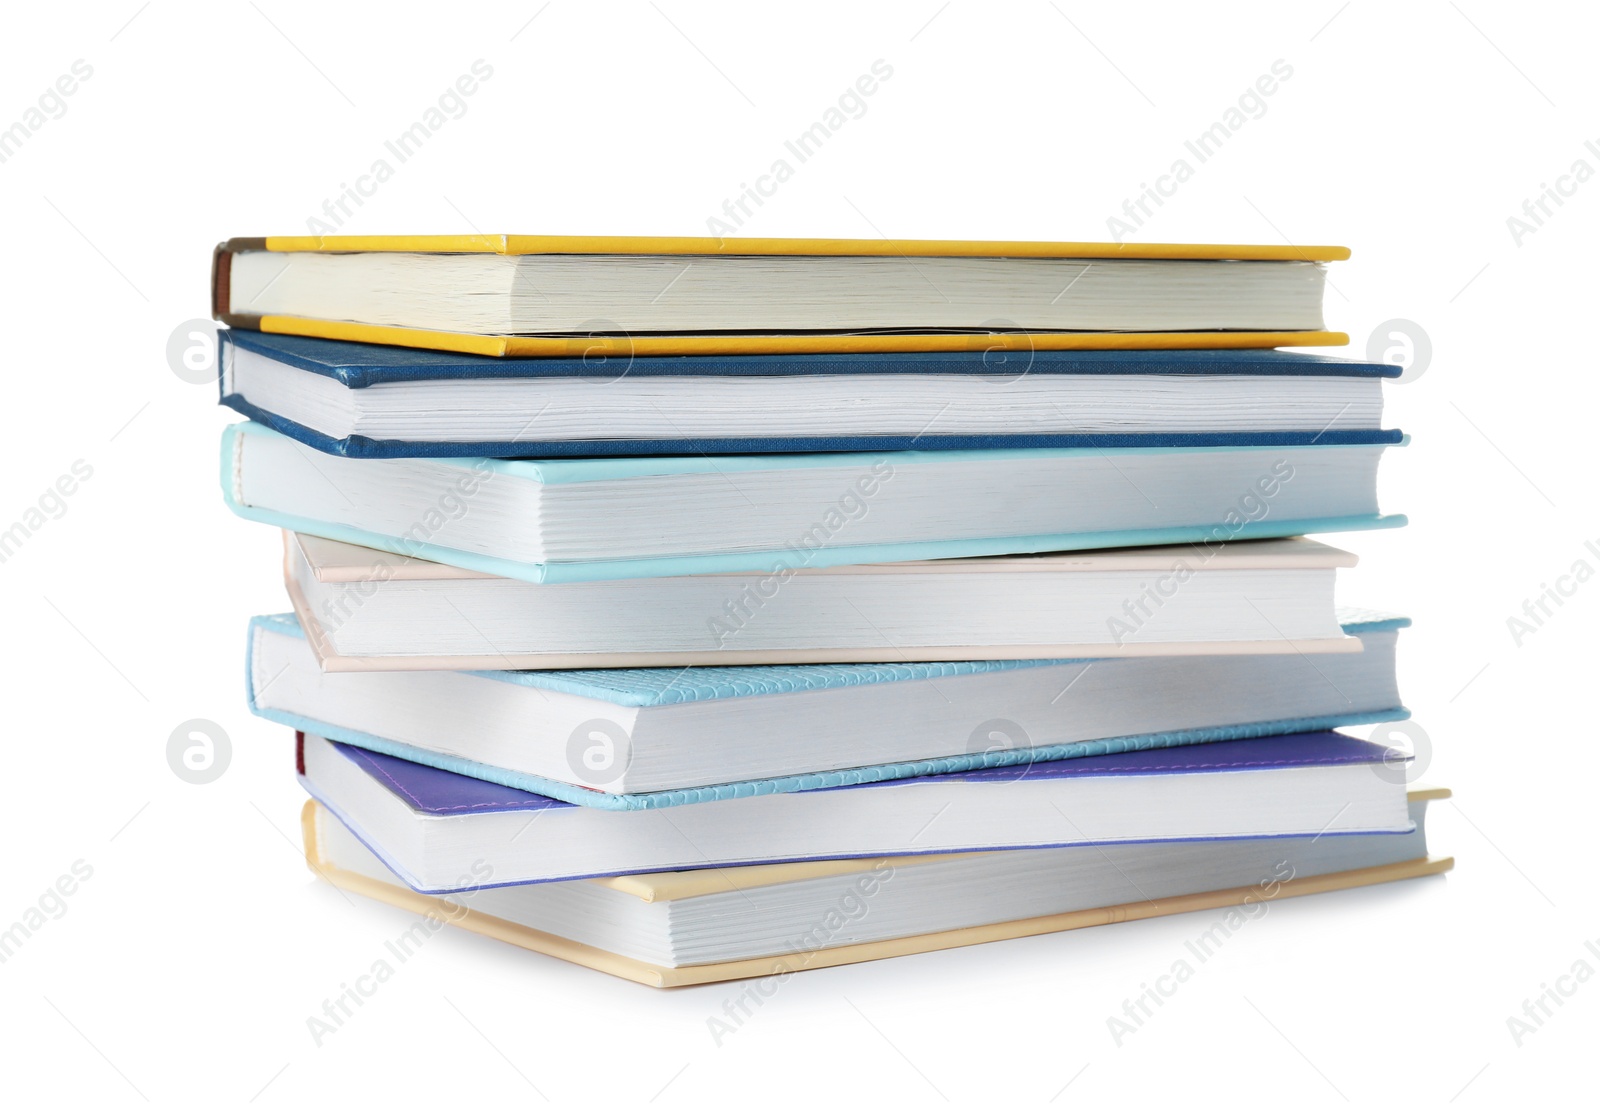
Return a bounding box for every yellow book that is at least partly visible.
[213,235,1350,357]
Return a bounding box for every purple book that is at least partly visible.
[297,729,1412,892]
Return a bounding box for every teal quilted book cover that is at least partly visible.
[248,611,1410,811]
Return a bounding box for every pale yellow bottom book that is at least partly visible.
[301,793,1452,989]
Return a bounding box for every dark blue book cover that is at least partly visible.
[220,329,1403,459]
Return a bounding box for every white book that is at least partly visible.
[304,792,1447,984]
[220,421,1404,584]
[248,607,1409,800]
[280,532,1363,670]
[296,729,1413,890]
[219,332,1391,449]
[224,246,1330,336]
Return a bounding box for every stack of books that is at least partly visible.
[216,234,1451,987]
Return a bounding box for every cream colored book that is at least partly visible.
[282,531,1364,671]
[301,791,1451,988]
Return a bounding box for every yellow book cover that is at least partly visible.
[213,235,1350,358]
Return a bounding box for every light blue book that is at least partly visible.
[249,609,1410,811]
[221,421,1404,583]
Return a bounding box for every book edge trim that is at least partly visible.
[243,316,1352,358]
[234,235,1351,261]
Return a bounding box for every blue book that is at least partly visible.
[219,329,1402,459]
[296,728,1415,890]
[221,420,1406,583]
[250,609,1411,809]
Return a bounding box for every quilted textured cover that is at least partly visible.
[251,612,1410,811]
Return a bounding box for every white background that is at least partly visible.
[0,1,1593,1101]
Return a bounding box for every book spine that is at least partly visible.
[212,239,267,329]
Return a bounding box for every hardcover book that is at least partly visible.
[278,532,1364,670]
[221,421,1405,583]
[218,329,1400,459]
[297,729,1414,889]
[302,791,1450,986]
[212,235,1351,357]
[248,606,1410,806]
